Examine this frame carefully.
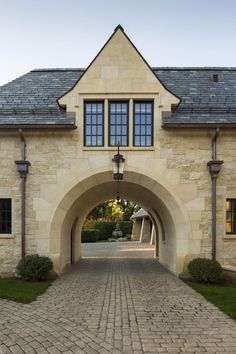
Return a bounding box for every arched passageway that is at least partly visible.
[49,171,190,275]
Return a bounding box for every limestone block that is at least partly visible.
[33,198,52,212]
[185,198,205,211]
[176,184,197,203]
[36,239,49,255]
[191,230,203,240]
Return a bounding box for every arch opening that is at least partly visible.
[49,171,189,275]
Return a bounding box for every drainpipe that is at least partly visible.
[207,128,223,260]
[15,129,30,258]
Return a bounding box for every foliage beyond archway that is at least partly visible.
[86,199,140,222]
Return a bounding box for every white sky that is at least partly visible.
[0,0,236,86]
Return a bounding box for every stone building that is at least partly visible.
[0,25,236,276]
[131,209,155,244]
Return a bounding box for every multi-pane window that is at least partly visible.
[133,101,153,146]
[0,199,12,234]
[109,102,128,146]
[226,199,236,234]
[84,102,104,146]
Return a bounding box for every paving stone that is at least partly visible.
[0,344,11,354]
[1,242,236,354]
[9,346,24,354]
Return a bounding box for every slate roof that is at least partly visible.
[0,69,84,128]
[0,67,236,128]
[155,68,236,127]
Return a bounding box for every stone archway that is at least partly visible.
[49,170,190,275]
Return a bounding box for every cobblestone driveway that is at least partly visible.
[1,242,236,354]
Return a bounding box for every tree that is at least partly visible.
[110,201,123,221]
[87,199,140,221]
[88,202,112,219]
[122,200,140,220]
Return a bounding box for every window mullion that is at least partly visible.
[104,99,108,147]
[129,100,133,146]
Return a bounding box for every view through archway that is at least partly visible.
[80,199,156,260]
[49,170,189,276]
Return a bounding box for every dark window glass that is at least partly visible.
[226,199,236,234]
[84,102,104,146]
[0,199,12,234]
[109,102,128,146]
[133,102,153,146]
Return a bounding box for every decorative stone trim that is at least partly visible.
[0,234,14,239]
[222,265,236,272]
[82,147,155,151]
[223,235,236,240]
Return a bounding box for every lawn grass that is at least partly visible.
[0,278,52,304]
[185,280,236,321]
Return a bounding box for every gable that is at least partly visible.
[58,26,180,109]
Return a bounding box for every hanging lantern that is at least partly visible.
[112,144,125,180]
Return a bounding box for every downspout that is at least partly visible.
[207,128,223,260]
[15,129,30,258]
[212,128,219,160]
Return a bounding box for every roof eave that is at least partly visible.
[162,122,236,129]
[0,124,77,130]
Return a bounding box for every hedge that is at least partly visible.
[81,229,100,243]
[94,221,132,240]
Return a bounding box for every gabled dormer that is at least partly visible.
[58,25,180,148]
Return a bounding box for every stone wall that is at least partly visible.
[1,128,236,276]
[0,135,21,275]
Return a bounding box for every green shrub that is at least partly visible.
[118,221,133,237]
[81,229,100,243]
[188,258,222,283]
[94,221,132,240]
[94,221,115,240]
[16,254,53,281]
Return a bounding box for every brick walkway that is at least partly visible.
[1,242,236,354]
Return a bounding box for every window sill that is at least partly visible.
[0,234,14,239]
[222,265,236,272]
[83,146,155,151]
[223,235,236,240]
